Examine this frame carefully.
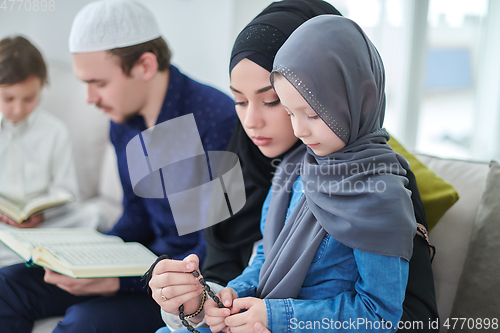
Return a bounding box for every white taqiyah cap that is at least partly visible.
[69,0,161,53]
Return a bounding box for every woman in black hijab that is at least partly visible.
[149,1,438,332]
[202,0,342,288]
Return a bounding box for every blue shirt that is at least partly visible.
[108,65,237,292]
[227,176,409,332]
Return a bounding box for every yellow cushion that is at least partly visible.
[388,136,459,230]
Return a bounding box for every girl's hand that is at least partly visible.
[149,254,204,319]
[205,287,238,333]
[225,297,267,333]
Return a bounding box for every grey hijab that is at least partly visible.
[257,15,416,299]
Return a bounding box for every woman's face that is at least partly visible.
[230,59,298,158]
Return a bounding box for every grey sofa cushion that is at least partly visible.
[449,161,500,332]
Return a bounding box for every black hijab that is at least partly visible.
[202,0,342,286]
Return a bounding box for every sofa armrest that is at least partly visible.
[417,154,488,331]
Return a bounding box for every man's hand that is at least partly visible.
[43,268,119,295]
[204,287,238,333]
[0,212,44,228]
[225,297,267,333]
[149,254,204,321]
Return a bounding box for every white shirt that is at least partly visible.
[0,108,78,204]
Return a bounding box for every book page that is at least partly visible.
[4,228,122,248]
[0,195,24,221]
[23,190,74,217]
[40,243,158,268]
[0,191,74,222]
[0,195,23,210]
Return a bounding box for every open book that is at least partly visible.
[0,191,74,223]
[0,228,158,278]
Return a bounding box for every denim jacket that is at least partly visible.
[227,176,409,332]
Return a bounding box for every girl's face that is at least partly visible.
[273,75,346,157]
[230,59,298,158]
[0,75,42,124]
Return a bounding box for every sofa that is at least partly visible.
[417,155,489,332]
[31,63,493,332]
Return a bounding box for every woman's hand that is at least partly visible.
[149,254,204,319]
[225,297,267,333]
[205,287,238,333]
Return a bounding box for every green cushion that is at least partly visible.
[388,136,459,230]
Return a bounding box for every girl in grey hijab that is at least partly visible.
[205,15,417,333]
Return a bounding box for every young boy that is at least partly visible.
[0,36,106,267]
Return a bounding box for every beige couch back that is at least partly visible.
[40,63,112,201]
[419,155,489,332]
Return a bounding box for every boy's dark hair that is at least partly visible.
[108,37,171,76]
[0,36,48,86]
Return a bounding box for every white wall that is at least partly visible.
[232,0,274,42]
[0,0,237,94]
[0,0,95,69]
[141,0,234,94]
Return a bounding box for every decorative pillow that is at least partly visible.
[448,161,500,331]
[388,136,459,230]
